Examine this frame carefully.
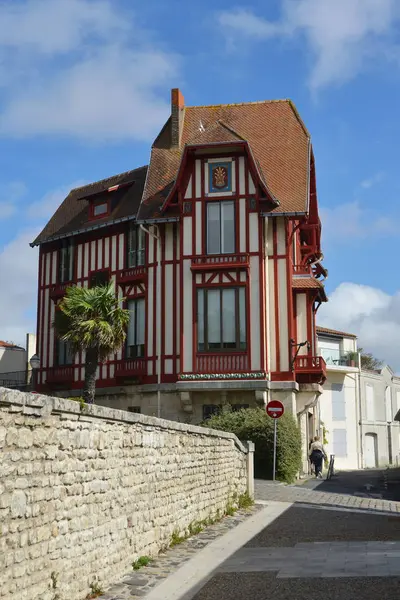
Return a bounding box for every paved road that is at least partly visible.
[188,503,400,600]
[299,468,400,501]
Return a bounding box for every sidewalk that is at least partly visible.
[99,480,400,600]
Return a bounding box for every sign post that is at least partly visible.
[266,400,285,482]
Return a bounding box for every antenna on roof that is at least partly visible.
[199,120,205,133]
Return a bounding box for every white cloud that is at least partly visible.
[0,0,180,141]
[0,182,77,347]
[0,181,27,220]
[321,201,400,240]
[319,282,400,371]
[360,172,385,189]
[218,0,400,90]
[0,229,39,347]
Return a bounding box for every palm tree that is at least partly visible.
[54,282,130,404]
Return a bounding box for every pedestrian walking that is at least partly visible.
[308,438,315,475]
[309,435,327,479]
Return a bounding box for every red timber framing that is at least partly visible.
[36,148,325,393]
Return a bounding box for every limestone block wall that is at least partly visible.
[0,388,251,600]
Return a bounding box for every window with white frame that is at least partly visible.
[332,428,347,457]
[385,386,393,422]
[197,287,246,352]
[366,384,375,421]
[127,298,145,358]
[58,239,74,282]
[206,201,235,254]
[331,383,346,421]
[127,224,145,268]
[56,339,74,366]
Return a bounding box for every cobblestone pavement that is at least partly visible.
[255,479,400,513]
[99,506,261,600]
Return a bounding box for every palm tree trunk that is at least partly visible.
[83,348,98,404]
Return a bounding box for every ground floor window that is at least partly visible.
[197,287,246,352]
[202,404,220,420]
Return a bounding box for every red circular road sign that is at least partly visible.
[266,400,284,419]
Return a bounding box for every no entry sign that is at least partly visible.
[266,400,284,419]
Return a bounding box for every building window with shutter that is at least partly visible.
[58,240,74,283]
[332,428,347,457]
[366,384,375,421]
[206,201,235,254]
[127,298,145,358]
[127,224,146,267]
[332,383,346,421]
[197,287,246,352]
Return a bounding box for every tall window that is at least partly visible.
[58,240,74,282]
[127,298,145,358]
[197,287,246,352]
[366,384,375,421]
[56,339,74,366]
[127,225,145,268]
[207,201,235,254]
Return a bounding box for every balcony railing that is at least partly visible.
[116,266,147,284]
[196,353,249,373]
[46,366,74,384]
[293,264,311,275]
[295,355,326,371]
[294,355,327,383]
[49,282,73,300]
[115,358,147,378]
[191,254,249,271]
[324,356,357,368]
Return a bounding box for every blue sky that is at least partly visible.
[1,0,400,368]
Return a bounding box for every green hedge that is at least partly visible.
[201,407,302,483]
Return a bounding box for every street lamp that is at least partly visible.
[29,354,40,391]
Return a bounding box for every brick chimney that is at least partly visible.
[171,88,185,148]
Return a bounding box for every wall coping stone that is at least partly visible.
[0,387,248,453]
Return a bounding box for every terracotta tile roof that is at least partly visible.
[316,326,357,339]
[32,166,147,246]
[292,277,324,289]
[0,341,24,350]
[138,99,310,221]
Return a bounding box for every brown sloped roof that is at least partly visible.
[316,326,357,339]
[292,277,327,301]
[138,99,310,221]
[32,166,147,246]
[0,341,24,350]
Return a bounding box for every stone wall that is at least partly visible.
[0,388,252,600]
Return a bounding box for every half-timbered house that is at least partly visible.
[32,89,328,458]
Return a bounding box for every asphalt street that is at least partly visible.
[299,468,400,501]
[189,504,400,600]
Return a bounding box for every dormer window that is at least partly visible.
[90,197,110,219]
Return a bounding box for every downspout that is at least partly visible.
[357,351,363,468]
[140,224,162,419]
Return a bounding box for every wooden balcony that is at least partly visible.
[116,266,147,284]
[294,355,327,384]
[115,358,147,380]
[191,254,249,271]
[196,353,249,374]
[49,282,73,300]
[46,366,74,384]
[293,264,311,275]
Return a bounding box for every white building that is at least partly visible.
[0,334,37,389]
[317,326,400,470]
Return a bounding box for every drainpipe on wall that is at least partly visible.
[357,351,363,469]
[140,224,162,419]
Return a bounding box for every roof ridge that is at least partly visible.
[70,165,148,194]
[186,99,291,109]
